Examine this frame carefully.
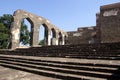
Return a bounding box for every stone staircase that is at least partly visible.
[1,42,120,60]
[0,55,120,80]
[0,42,120,80]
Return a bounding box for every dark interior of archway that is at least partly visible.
[51,28,56,38]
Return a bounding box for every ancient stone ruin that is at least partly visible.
[0,2,120,80]
[11,9,68,49]
[10,2,120,49]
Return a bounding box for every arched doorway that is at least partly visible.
[58,32,62,45]
[19,18,33,47]
[64,35,67,45]
[39,24,49,46]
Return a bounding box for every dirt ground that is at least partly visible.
[0,66,61,80]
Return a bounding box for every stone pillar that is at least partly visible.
[61,34,65,45]
[55,33,59,45]
[51,32,59,45]
[11,17,21,49]
[32,23,39,46]
[48,30,51,45]
[51,38,56,45]
[59,34,62,45]
[44,29,51,46]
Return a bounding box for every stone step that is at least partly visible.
[0,61,105,80]
[65,52,119,55]
[15,49,120,54]
[5,48,120,58]
[4,52,119,60]
[0,59,114,76]
[0,56,118,74]
[0,55,120,79]
[0,55,120,67]
[0,54,119,67]
[72,54,120,57]
[65,56,120,60]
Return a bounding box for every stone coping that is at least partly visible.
[101,2,120,10]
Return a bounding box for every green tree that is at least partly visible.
[0,23,9,48]
[0,14,30,48]
[0,14,13,48]
[0,14,13,29]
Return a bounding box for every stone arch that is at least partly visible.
[11,13,35,48]
[11,9,67,49]
[20,17,34,46]
[39,23,50,45]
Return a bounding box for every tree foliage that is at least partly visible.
[0,14,12,48]
[0,14,13,29]
[0,23,9,48]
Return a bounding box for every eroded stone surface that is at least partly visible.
[11,9,68,49]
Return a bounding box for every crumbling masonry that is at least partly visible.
[11,10,68,49]
[11,2,120,48]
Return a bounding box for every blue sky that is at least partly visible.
[0,0,120,31]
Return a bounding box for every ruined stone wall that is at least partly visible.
[10,2,120,48]
[100,2,120,43]
[67,26,96,44]
[11,10,68,49]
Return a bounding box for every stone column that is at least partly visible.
[51,32,58,45]
[32,23,39,46]
[11,17,21,49]
[51,38,56,45]
[47,30,51,45]
[44,29,51,46]
[55,32,59,45]
[61,34,65,45]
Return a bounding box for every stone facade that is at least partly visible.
[100,2,120,43]
[67,26,96,44]
[11,10,68,49]
[67,2,120,44]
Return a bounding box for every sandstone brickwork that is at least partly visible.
[100,2,120,43]
[67,26,96,44]
[11,10,67,49]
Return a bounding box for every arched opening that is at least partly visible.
[58,32,62,45]
[51,28,56,45]
[39,24,49,46]
[19,18,33,47]
[64,35,67,45]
